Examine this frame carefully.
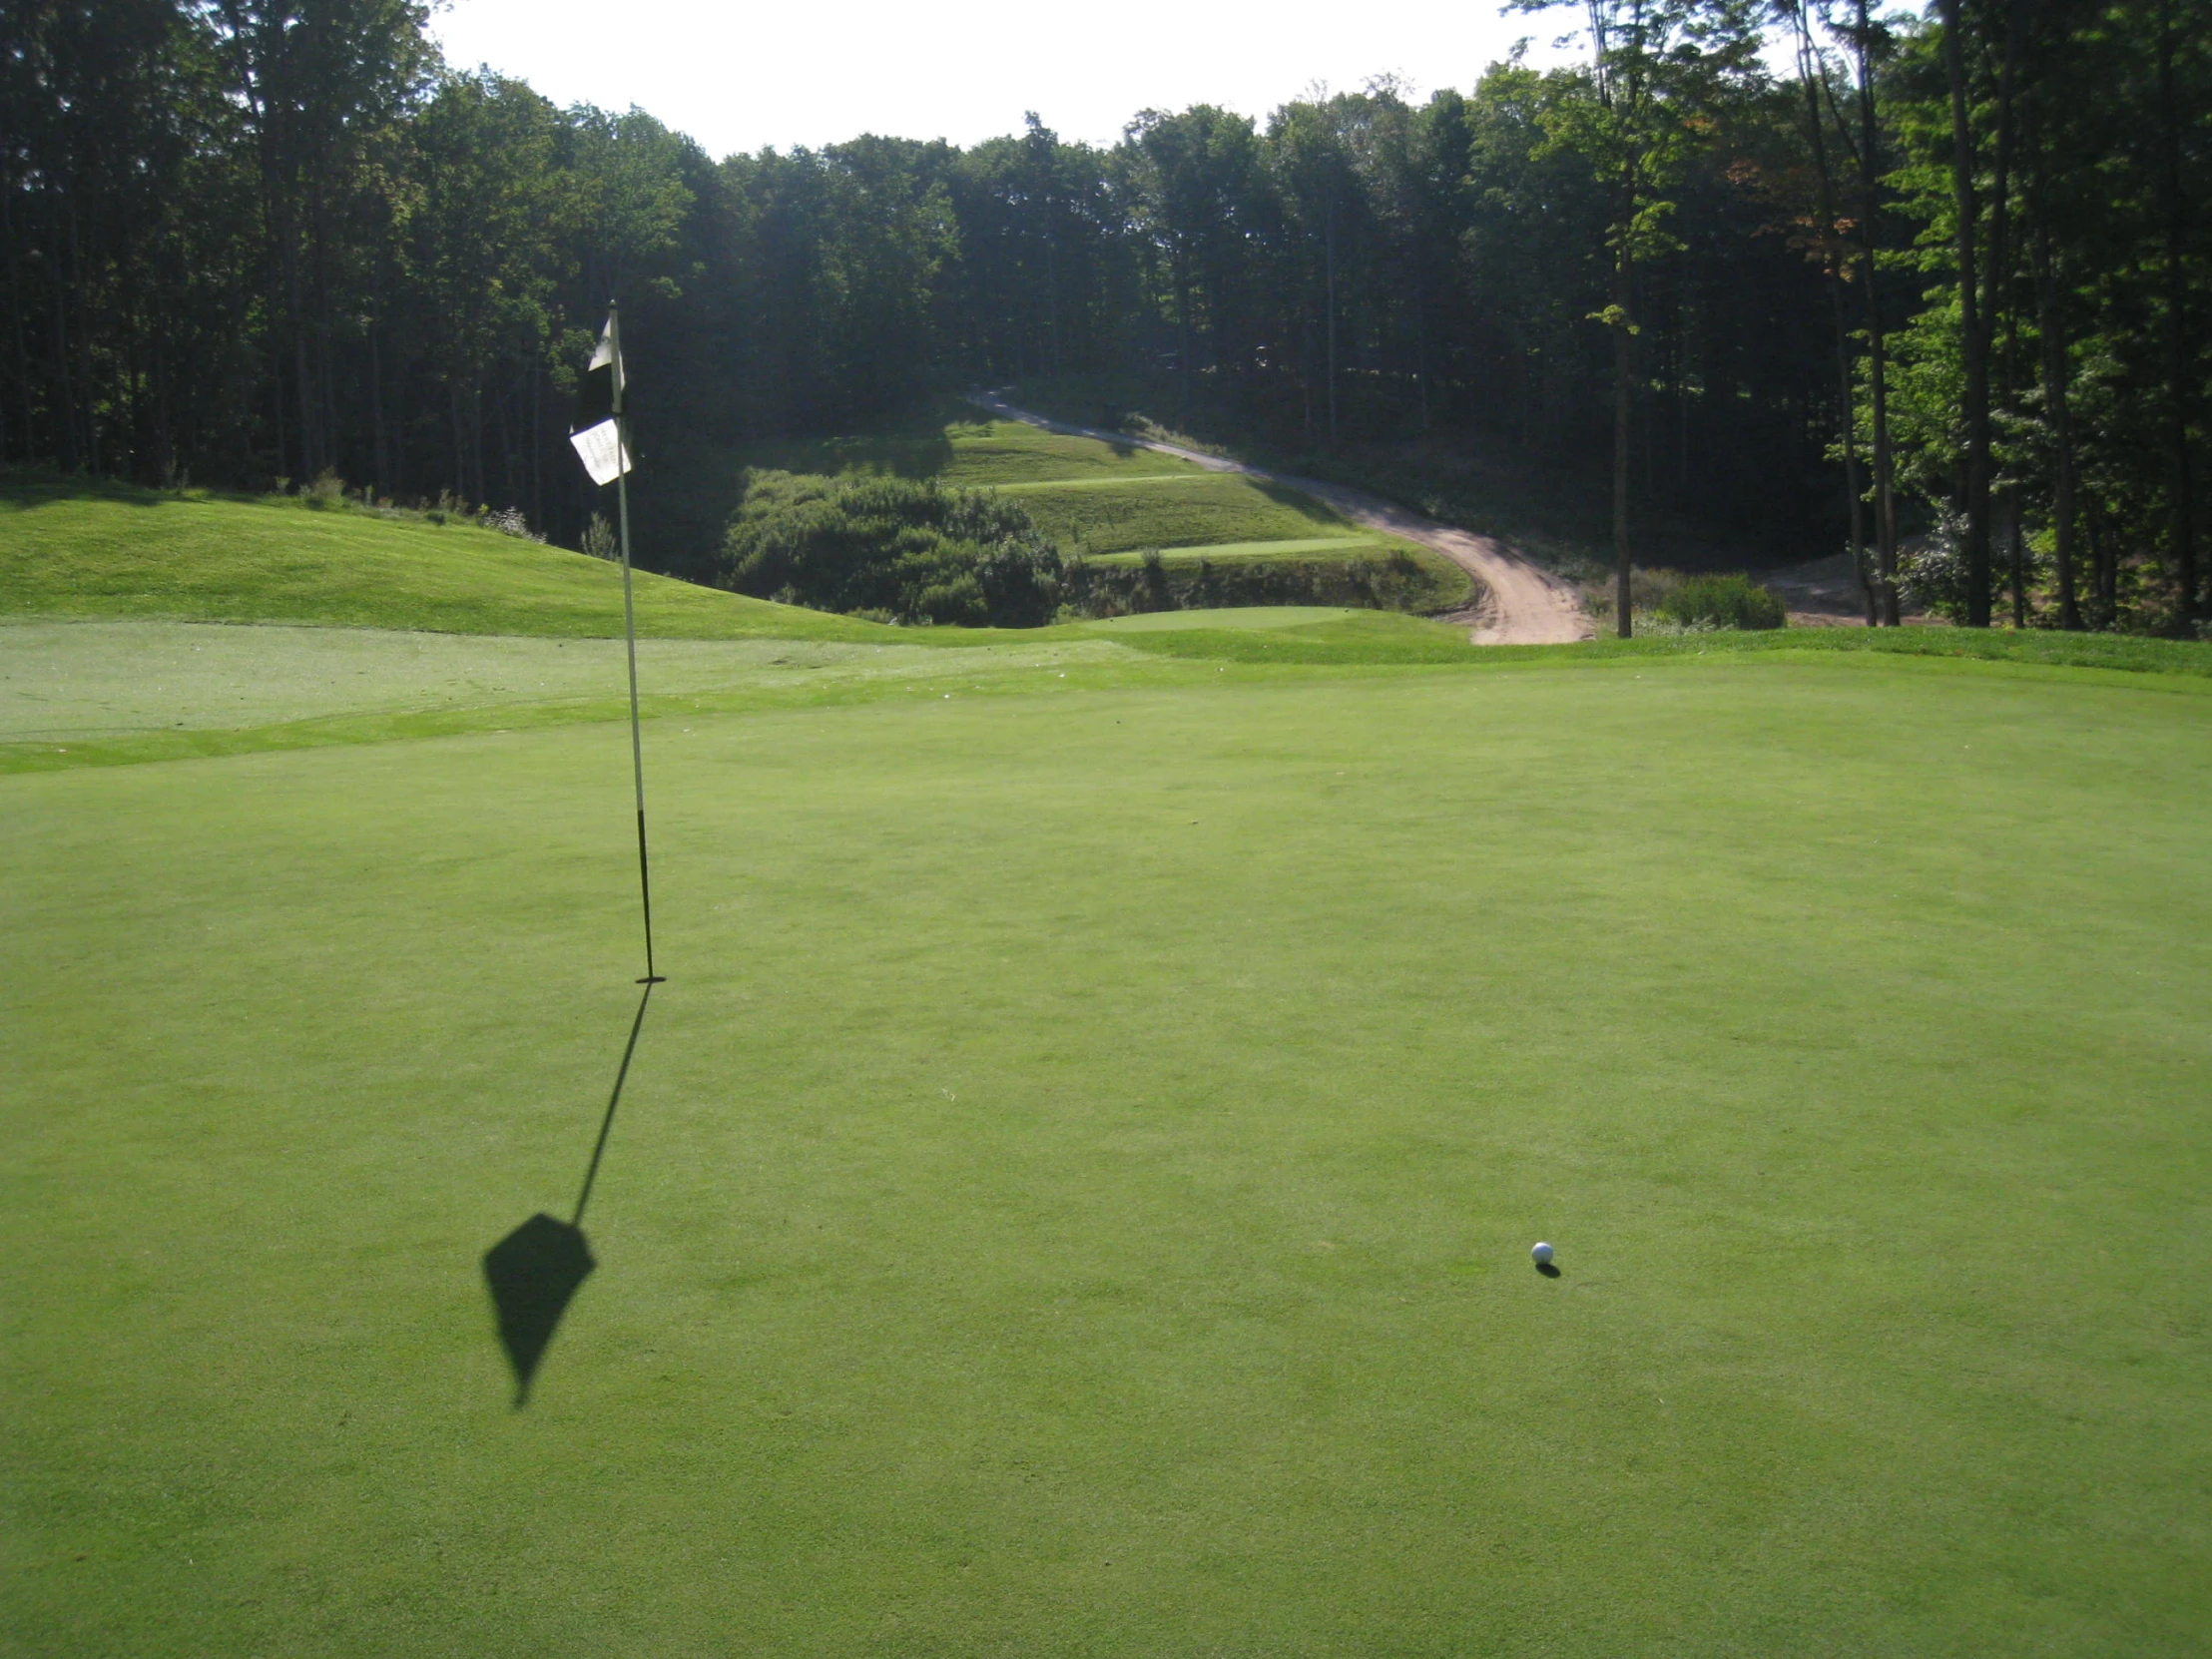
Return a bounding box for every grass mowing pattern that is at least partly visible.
[736,417,1198,487]
[0,617,1159,771]
[3,656,2207,1653]
[0,476,888,641]
[731,419,1452,604]
[1006,473,1368,557]
[1091,536,1385,561]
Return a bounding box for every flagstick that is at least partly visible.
[609,301,664,986]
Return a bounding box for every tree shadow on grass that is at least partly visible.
[482,979,655,1406]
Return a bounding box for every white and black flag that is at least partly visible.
[568,311,630,486]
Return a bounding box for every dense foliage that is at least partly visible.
[4,0,2207,632]
[719,472,1063,626]
[1658,572,1790,630]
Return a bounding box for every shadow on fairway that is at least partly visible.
[483,980,656,1406]
[1536,1262,1561,1279]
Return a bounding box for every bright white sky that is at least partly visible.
[429,0,1588,159]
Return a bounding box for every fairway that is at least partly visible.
[729,414,1453,601]
[5,652,2208,1654]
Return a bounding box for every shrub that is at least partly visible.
[1898,512,1971,621]
[580,513,619,561]
[717,470,1063,626]
[1656,572,1788,631]
[484,505,544,542]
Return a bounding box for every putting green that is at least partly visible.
[4,653,2208,1654]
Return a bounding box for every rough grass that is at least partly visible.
[0,476,887,641]
[4,651,2207,1655]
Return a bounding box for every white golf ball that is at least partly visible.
[1531,1242,1555,1265]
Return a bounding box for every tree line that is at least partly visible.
[5,0,2206,633]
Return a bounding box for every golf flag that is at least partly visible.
[569,417,629,486]
[568,310,630,485]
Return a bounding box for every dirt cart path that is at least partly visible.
[970,392,1591,645]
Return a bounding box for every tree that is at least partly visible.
[1515,0,1762,636]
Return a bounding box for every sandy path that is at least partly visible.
[970,392,1591,645]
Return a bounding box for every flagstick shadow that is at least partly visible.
[482,980,656,1406]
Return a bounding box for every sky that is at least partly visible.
[428,0,1588,159]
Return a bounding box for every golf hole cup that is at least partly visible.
[1531,1242,1555,1267]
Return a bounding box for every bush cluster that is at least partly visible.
[1655,573,1789,631]
[717,470,1064,627]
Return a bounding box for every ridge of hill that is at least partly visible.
[0,475,890,642]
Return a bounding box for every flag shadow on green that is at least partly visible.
[483,979,655,1405]
[483,1213,595,1405]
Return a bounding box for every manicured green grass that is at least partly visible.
[0,617,1153,771]
[737,418,1195,487]
[4,648,2208,1654]
[733,420,1412,580]
[1090,535,1385,562]
[0,477,888,641]
[1004,474,1366,557]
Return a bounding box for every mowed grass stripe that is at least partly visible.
[992,472,1227,493]
[1091,536,1387,563]
[3,658,2207,1655]
[1005,473,1365,556]
[735,419,1199,487]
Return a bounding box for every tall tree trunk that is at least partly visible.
[2,184,29,463]
[449,380,466,504]
[1940,0,1993,626]
[468,379,486,506]
[1854,0,1902,624]
[2031,184,2081,629]
[1414,264,1431,436]
[1174,256,1193,423]
[282,213,318,481]
[1987,9,2022,625]
[1832,275,1872,622]
[2006,487,2027,626]
[2155,0,2199,630]
[1613,231,1634,640]
[1793,6,1873,621]
[369,317,389,499]
[1325,197,1339,445]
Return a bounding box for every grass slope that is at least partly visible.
[1091,536,1385,561]
[4,654,2209,1656]
[1007,474,1372,557]
[0,477,886,641]
[737,416,1199,487]
[730,416,1463,606]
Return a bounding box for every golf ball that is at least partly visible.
[1531,1242,1555,1265]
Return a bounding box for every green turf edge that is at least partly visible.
[0,649,1261,775]
[10,618,2208,779]
[1114,620,2212,676]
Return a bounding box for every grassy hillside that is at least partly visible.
[728,415,1471,611]
[0,475,888,641]
[738,417,1196,487]
[1003,473,1363,556]
[5,650,2207,1654]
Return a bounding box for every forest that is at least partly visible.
[5,0,2208,634]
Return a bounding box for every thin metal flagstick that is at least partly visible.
[609,301,664,986]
